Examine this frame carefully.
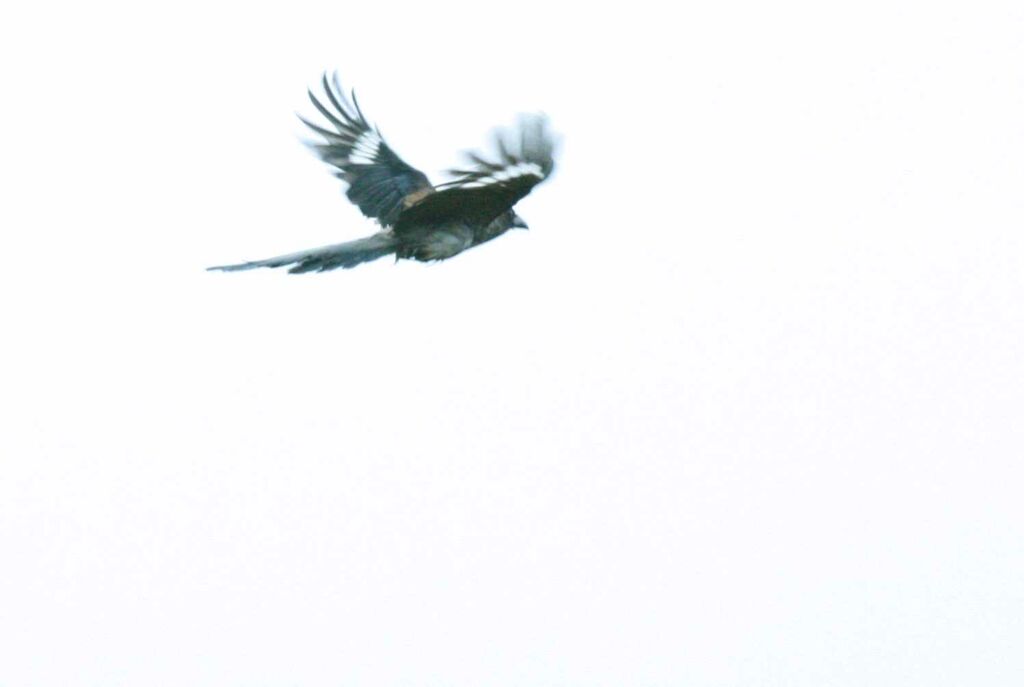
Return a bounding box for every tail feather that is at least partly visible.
[208,233,397,274]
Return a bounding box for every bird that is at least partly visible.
[208,73,556,274]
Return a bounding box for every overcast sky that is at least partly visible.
[3,1,1023,685]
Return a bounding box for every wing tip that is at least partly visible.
[439,114,557,188]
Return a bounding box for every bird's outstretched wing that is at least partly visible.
[396,115,555,230]
[301,73,433,227]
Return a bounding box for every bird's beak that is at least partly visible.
[512,216,529,230]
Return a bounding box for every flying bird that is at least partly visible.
[209,73,556,274]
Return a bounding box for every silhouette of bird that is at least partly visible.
[209,73,556,274]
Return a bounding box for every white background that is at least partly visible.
[2,1,1023,684]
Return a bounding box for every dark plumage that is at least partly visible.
[209,73,556,274]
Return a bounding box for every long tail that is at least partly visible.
[208,233,398,274]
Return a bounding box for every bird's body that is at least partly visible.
[209,73,555,274]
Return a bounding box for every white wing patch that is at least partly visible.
[460,161,545,187]
[492,161,544,181]
[349,130,382,164]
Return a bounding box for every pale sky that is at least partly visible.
[3,1,1023,685]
